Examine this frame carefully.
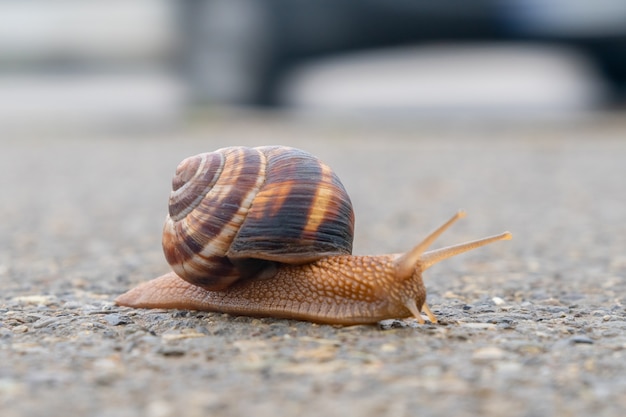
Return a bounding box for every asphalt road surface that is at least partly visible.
[1,113,625,417]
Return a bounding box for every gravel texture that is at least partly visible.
[2,113,625,417]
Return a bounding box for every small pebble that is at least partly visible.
[33,317,61,329]
[380,343,397,353]
[497,321,515,330]
[104,314,132,326]
[460,322,497,330]
[62,301,84,310]
[494,361,523,375]
[569,335,594,344]
[492,297,505,306]
[472,346,506,361]
[378,319,417,329]
[156,346,186,357]
[12,325,28,333]
[161,331,206,341]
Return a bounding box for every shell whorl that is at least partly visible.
[162,146,355,291]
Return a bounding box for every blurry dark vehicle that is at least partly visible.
[179,0,626,107]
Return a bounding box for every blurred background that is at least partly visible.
[1,0,626,133]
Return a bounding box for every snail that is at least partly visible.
[115,146,511,325]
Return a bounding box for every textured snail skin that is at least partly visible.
[115,254,425,325]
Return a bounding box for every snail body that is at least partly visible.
[116,146,511,325]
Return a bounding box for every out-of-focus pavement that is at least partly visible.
[1,111,626,417]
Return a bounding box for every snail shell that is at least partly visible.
[163,146,355,291]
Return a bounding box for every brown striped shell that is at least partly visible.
[162,146,355,291]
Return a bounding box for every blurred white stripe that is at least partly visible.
[0,0,176,61]
[281,44,608,115]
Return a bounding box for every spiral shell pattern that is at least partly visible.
[162,146,355,291]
